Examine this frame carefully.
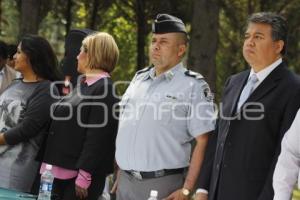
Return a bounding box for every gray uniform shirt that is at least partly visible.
[116,63,215,171]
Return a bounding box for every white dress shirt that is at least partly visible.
[273,109,300,200]
[248,58,282,90]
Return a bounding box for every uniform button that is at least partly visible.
[216,164,220,170]
[224,164,227,168]
[220,142,224,147]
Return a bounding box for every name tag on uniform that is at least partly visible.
[166,95,177,100]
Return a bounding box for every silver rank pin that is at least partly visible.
[165,71,175,81]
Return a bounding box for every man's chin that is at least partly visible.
[151,60,163,67]
[243,56,257,65]
[153,64,164,69]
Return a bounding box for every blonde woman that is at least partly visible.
[41,32,119,200]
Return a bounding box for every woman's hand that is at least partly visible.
[0,133,6,145]
[110,169,120,194]
[75,184,88,199]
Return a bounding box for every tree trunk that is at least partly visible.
[19,0,51,38]
[65,0,73,35]
[19,0,41,37]
[0,0,2,33]
[136,0,147,70]
[247,0,255,14]
[188,0,219,93]
[89,0,100,29]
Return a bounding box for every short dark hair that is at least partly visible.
[0,41,8,59]
[20,35,61,81]
[177,32,189,46]
[247,12,288,55]
[7,44,17,60]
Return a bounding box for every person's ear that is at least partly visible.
[275,40,284,54]
[177,44,186,57]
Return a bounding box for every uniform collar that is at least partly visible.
[143,62,184,81]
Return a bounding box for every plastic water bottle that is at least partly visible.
[147,190,158,200]
[100,175,111,200]
[38,164,54,200]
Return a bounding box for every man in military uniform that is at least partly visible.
[114,14,215,200]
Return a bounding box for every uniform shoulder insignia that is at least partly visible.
[202,83,214,102]
[136,65,153,75]
[184,70,204,80]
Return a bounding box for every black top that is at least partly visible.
[43,77,119,176]
[3,80,56,144]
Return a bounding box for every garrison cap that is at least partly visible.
[152,14,187,34]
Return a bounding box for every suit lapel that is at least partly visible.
[244,62,284,104]
[229,62,285,116]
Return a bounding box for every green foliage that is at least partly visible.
[103,3,137,95]
[1,0,300,97]
[73,1,88,28]
[282,0,300,74]
[0,0,19,44]
[216,0,300,100]
[39,10,66,58]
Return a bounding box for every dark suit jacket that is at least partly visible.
[43,77,119,176]
[198,62,300,200]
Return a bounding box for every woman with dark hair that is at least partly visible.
[6,44,17,68]
[0,35,61,193]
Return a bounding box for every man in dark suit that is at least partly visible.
[195,12,300,200]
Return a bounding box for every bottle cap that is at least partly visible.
[150,190,158,197]
[45,164,52,170]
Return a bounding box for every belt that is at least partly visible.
[124,168,186,180]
